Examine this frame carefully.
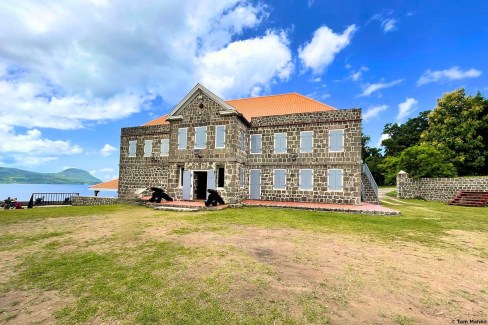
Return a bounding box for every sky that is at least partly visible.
[0,0,487,181]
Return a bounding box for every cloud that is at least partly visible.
[350,66,368,81]
[381,18,397,32]
[377,133,390,147]
[0,0,287,127]
[0,125,82,167]
[100,144,117,157]
[359,79,403,97]
[417,66,482,86]
[198,31,293,99]
[298,24,357,74]
[370,12,398,32]
[363,105,388,122]
[397,98,418,122]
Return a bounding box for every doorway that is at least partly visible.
[194,171,207,200]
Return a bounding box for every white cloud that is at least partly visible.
[381,18,397,32]
[100,144,117,157]
[359,79,403,97]
[363,105,388,122]
[0,0,285,125]
[371,13,398,32]
[0,125,82,167]
[350,66,368,81]
[298,24,357,74]
[377,133,390,147]
[397,98,418,122]
[417,66,482,86]
[198,31,293,99]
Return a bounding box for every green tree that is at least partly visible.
[397,145,457,179]
[421,89,488,175]
[381,111,430,157]
[380,156,400,185]
[361,133,384,185]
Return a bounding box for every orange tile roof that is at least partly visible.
[89,179,119,190]
[226,92,335,120]
[142,93,335,126]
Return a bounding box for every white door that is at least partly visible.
[249,169,261,200]
[207,170,216,199]
[182,170,192,200]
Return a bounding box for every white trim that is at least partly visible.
[274,132,287,154]
[272,169,287,190]
[300,130,314,153]
[168,83,237,117]
[194,126,207,149]
[329,129,344,153]
[128,140,137,157]
[178,127,187,150]
[250,134,262,154]
[215,125,226,149]
[299,168,314,191]
[328,168,344,192]
[248,169,261,199]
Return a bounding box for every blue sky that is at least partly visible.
[0,0,487,181]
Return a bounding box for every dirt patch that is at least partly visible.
[0,290,72,324]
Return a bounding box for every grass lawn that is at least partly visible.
[0,201,487,324]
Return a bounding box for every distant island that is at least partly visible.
[0,167,102,185]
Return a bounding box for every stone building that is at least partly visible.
[118,83,373,205]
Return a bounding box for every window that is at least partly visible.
[144,140,153,157]
[239,166,244,188]
[195,126,207,149]
[250,134,262,154]
[274,133,287,153]
[178,128,187,150]
[240,130,245,151]
[128,140,137,157]
[179,167,185,187]
[217,167,225,187]
[299,169,313,191]
[300,131,313,153]
[273,169,286,190]
[328,169,343,192]
[329,129,344,152]
[160,139,169,156]
[215,125,225,148]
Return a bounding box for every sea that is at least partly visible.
[0,184,117,201]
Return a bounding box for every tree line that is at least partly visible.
[363,89,488,185]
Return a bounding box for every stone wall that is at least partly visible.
[72,196,118,206]
[396,171,488,202]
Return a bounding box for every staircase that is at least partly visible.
[361,164,379,204]
[449,191,488,207]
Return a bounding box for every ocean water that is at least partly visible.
[0,184,117,201]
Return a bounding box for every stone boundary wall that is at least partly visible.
[396,171,488,202]
[72,196,118,206]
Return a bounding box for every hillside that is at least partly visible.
[0,167,102,185]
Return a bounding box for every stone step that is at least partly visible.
[153,206,200,212]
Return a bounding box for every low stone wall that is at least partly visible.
[396,171,488,202]
[72,196,118,206]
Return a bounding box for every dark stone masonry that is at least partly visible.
[118,84,368,205]
[396,171,488,202]
[72,196,118,206]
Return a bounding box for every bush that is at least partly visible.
[398,145,457,179]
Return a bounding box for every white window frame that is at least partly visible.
[144,140,153,157]
[274,132,287,154]
[178,128,187,150]
[328,168,344,192]
[300,131,314,153]
[250,134,262,154]
[273,169,287,190]
[215,125,226,149]
[128,140,137,157]
[299,169,314,191]
[329,129,344,153]
[160,138,169,156]
[194,126,207,149]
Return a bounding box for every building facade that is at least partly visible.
[118,84,363,205]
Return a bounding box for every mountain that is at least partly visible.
[0,167,102,185]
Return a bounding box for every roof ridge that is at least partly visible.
[226,92,297,102]
[293,93,336,109]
